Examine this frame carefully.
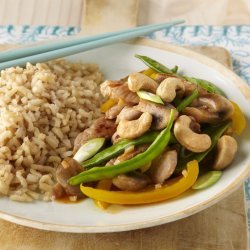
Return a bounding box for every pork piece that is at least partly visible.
[110,145,151,191]
[52,183,65,199]
[112,172,151,191]
[114,144,148,164]
[54,158,84,198]
[148,150,177,184]
[73,116,117,154]
[105,104,125,119]
[100,80,139,104]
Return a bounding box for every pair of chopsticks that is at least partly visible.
[0,20,184,70]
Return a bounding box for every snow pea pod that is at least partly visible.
[135,55,225,96]
[135,54,177,74]
[82,131,159,169]
[183,76,226,96]
[69,110,175,185]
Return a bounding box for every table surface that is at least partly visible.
[0,0,250,27]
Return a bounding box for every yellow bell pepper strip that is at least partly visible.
[94,179,112,209]
[230,101,246,135]
[80,160,199,205]
[143,68,156,76]
[100,99,117,113]
[69,109,175,185]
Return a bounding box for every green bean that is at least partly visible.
[69,110,175,185]
[82,131,159,169]
[176,89,199,112]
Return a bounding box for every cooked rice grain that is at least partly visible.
[0,59,103,201]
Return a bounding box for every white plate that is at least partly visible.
[0,39,249,233]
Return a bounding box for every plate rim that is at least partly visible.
[0,38,249,233]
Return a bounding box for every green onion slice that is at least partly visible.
[192,171,222,189]
[137,91,164,104]
[73,138,105,163]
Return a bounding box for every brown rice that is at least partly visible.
[0,59,103,202]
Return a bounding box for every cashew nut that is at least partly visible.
[156,77,185,102]
[116,106,142,124]
[213,135,238,170]
[128,72,158,93]
[174,115,211,153]
[117,112,152,139]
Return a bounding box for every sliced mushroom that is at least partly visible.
[148,149,177,184]
[134,99,178,130]
[183,93,234,123]
[112,172,151,191]
[213,135,238,170]
[55,158,85,198]
[116,106,142,124]
[156,77,185,102]
[117,112,152,139]
[100,80,139,104]
[174,115,211,153]
[128,72,158,93]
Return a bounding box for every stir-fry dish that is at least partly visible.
[53,55,246,208]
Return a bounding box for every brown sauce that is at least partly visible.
[55,195,85,204]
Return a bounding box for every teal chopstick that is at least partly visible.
[0,20,184,70]
[0,20,184,63]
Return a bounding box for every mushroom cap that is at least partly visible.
[183,93,234,123]
[134,99,178,130]
[156,77,185,102]
[128,72,158,93]
[174,115,212,153]
[213,135,238,170]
